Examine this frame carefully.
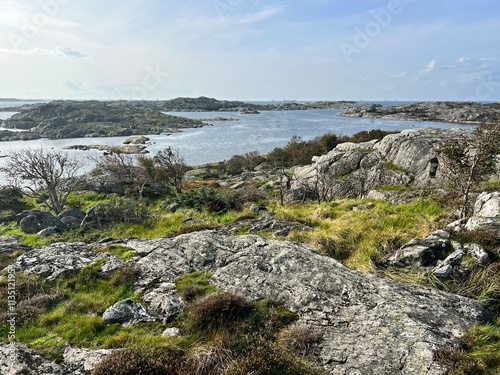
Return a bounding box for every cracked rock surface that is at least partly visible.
[123,231,490,375]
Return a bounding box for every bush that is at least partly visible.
[224,336,325,375]
[0,185,24,211]
[187,292,252,332]
[278,323,324,357]
[92,348,181,375]
[178,186,265,212]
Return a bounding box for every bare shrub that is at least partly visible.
[278,323,324,357]
[187,292,252,332]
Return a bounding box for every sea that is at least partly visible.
[0,100,476,173]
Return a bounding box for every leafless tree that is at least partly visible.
[0,147,84,214]
[437,123,500,218]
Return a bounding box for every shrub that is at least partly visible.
[278,323,324,357]
[182,340,233,375]
[0,185,24,210]
[224,336,325,375]
[92,348,181,375]
[187,292,252,332]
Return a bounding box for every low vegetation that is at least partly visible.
[1,128,499,374]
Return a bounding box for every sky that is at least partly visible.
[0,0,499,101]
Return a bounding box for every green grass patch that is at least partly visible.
[98,244,137,261]
[437,318,500,375]
[174,271,219,302]
[271,198,449,272]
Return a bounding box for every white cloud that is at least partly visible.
[420,59,437,74]
[0,46,88,60]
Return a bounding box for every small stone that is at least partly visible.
[465,243,490,265]
[433,264,453,278]
[162,327,181,337]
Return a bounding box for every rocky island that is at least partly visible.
[338,101,500,124]
[0,100,205,141]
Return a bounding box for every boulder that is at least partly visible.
[142,282,184,322]
[36,226,62,237]
[122,231,489,375]
[102,299,155,326]
[6,242,123,281]
[465,216,500,232]
[473,191,500,217]
[386,234,452,268]
[63,347,114,375]
[17,210,64,234]
[0,342,66,375]
[0,235,32,254]
[57,207,86,220]
[464,243,490,265]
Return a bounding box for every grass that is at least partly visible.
[436,318,500,375]
[269,197,449,272]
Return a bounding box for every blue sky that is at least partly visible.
[0,0,499,101]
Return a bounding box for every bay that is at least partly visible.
[0,108,473,174]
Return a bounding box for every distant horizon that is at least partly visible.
[0,97,498,104]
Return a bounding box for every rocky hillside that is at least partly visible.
[287,128,472,200]
[0,101,205,140]
[0,230,491,374]
[338,102,500,124]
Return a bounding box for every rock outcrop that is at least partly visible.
[1,100,205,140]
[288,128,471,200]
[1,231,492,374]
[5,242,123,281]
[339,101,500,125]
[0,235,31,254]
[121,231,489,375]
[0,343,66,375]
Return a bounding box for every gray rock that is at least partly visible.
[18,210,64,234]
[0,342,67,375]
[447,218,467,232]
[387,235,452,268]
[442,249,465,266]
[465,243,490,265]
[230,181,245,189]
[0,235,32,254]
[63,347,114,375]
[142,282,184,322]
[433,264,453,278]
[164,202,180,213]
[102,299,155,326]
[473,191,500,217]
[57,207,86,220]
[60,216,82,228]
[36,226,62,237]
[465,216,500,232]
[5,242,122,281]
[123,135,150,145]
[121,231,489,375]
[162,327,181,337]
